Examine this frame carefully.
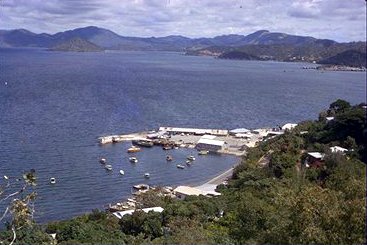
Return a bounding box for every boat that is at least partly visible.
[132,184,150,195]
[50,178,56,184]
[105,165,113,171]
[186,161,192,166]
[187,155,196,161]
[166,155,173,161]
[198,150,209,155]
[162,145,172,150]
[99,158,107,164]
[132,139,154,147]
[107,203,130,212]
[133,184,150,190]
[176,164,185,169]
[144,173,150,178]
[127,146,141,153]
[119,170,125,175]
[129,157,138,163]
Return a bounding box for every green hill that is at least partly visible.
[0,100,365,244]
[318,50,366,67]
[50,37,103,52]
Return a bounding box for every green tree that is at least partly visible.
[329,99,351,114]
[0,170,40,245]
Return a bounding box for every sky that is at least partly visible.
[0,0,366,42]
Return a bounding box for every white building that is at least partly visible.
[201,134,217,140]
[330,146,348,154]
[229,128,250,135]
[196,138,225,151]
[174,185,221,200]
[307,152,325,160]
[159,127,228,136]
[281,123,298,131]
[234,133,253,138]
[174,186,205,200]
[194,184,221,197]
[113,207,164,219]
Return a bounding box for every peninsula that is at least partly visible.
[49,37,104,52]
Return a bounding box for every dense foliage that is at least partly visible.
[1,100,365,244]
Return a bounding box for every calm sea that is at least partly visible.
[0,48,365,223]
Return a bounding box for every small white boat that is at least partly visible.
[50,177,56,184]
[186,160,192,166]
[129,157,138,163]
[198,150,209,155]
[119,170,125,175]
[187,155,196,161]
[166,155,173,161]
[144,173,150,178]
[176,164,185,169]
[105,165,113,171]
[99,158,106,164]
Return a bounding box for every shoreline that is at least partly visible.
[202,166,234,185]
[193,158,242,187]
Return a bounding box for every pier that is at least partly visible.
[98,125,292,156]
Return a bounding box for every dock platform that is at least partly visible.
[98,126,288,156]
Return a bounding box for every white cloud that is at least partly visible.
[0,0,365,41]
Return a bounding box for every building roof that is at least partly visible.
[330,146,348,153]
[113,207,164,219]
[159,127,228,135]
[194,184,221,196]
[201,134,217,140]
[230,128,250,134]
[307,152,325,159]
[174,186,204,196]
[197,138,225,146]
[281,123,298,130]
[267,131,284,136]
[234,133,253,138]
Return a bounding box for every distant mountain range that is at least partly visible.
[0,26,365,67]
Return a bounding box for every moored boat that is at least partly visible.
[144,173,150,178]
[119,170,125,175]
[99,158,107,164]
[127,146,141,153]
[162,145,173,150]
[166,155,173,161]
[129,157,138,163]
[198,150,209,155]
[133,184,150,190]
[187,155,196,161]
[50,177,56,184]
[132,184,150,195]
[176,164,185,169]
[132,139,154,147]
[105,165,113,171]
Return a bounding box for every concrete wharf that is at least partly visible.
[98,126,289,156]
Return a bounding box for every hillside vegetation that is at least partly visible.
[0,100,365,244]
[50,38,103,52]
[211,42,366,67]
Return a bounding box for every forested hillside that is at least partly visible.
[1,100,365,244]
